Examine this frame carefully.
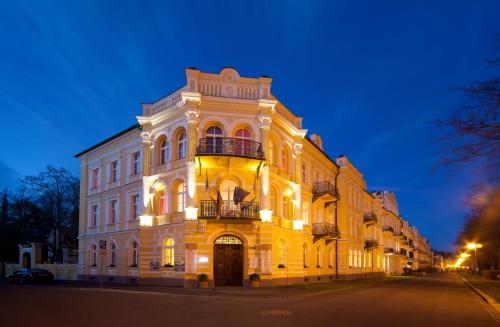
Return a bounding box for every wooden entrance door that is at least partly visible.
[214,236,243,286]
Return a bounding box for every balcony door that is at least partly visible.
[206,125,223,154]
[220,179,237,216]
[214,235,243,286]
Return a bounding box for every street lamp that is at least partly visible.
[466,243,483,276]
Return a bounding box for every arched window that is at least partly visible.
[90,244,97,267]
[234,128,252,156]
[131,241,139,267]
[303,244,308,268]
[303,201,309,225]
[158,190,166,214]
[281,147,289,173]
[159,138,170,165]
[176,182,186,212]
[206,125,223,153]
[164,238,175,267]
[316,247,321,268]
[270,187,277,215]
[278,239,286,267]
[282,196,292,219]
[110,243,117,267]
[302,164,307,183]
[178,131,187,159]
[328,247,333,268]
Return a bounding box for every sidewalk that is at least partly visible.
[459,273,500,315]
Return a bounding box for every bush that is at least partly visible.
[249,273,260,281]
[198,273,208,281]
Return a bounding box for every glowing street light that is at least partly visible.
[466,242,483,276]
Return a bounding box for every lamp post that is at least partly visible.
[467,243,483,276]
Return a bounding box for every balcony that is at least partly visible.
[196,137,264,160]
[199,200,259,220]
[312,181,339,202]
[312,223,340,240]
[382,226,394,234]
[364,239,378,250]
[393,231,402,237]
[363,212,378,225]
[400,249,408,256]
[384,247,395,255]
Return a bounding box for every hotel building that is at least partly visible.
[76,67,432,287]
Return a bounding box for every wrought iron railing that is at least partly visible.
[196,137,264,159]
[363,213,378,224]
[312,223,340,239]
[312,181,339,199]
[400,249,407,256]
[364,239,378,249]
[382,226,394,233]
[199,200,259,219]
[384,247,394,254]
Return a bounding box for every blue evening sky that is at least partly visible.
[0,1,499,251]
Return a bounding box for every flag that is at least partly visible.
[216,191,223,218]
[233,187,250,205]
[241,197,256,210]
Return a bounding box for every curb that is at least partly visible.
[459,274,500,315]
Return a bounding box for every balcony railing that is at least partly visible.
[312,181,339,202]
[199,200,259,219]
[312,223,340,239]
[393,231,402,237]
[364,239,378,249]
[382,226,394,233]
[363,213,378,225]
[196,137,264,160]
[400,249,408,256]
[384,247,394,254]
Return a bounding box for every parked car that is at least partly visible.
[6,268,54,284]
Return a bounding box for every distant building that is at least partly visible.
[75,67,432,286]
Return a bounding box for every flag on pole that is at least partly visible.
[216,191,223,219]
[241,197,256,210]
[233,187,250,205]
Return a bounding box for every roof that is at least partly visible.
[304,136,339,169]
[74,124,141,158]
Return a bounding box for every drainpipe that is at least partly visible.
[334,167,340,280]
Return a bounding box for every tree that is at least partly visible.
[437,34,500,181]
[21,166,79,263]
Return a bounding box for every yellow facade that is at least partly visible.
[76,67,432,287]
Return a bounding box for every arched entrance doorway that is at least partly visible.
[22,253,31,268]
[213,235,243,286]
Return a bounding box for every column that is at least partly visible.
[258,115,272,222]
[292,142,303,230]
[139,131,153,226]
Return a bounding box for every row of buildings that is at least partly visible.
[76,67,432,287]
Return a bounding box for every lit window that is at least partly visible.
[303,202,309,225]
[176,182,186,212]
[131,241,139,267]
[303,244,308,268]
[206,125,223,154]
[110,161,118,182]
[132,152,140,175]
[281,147,288,173]
[282,196,291,219]
[316,247,321,268]
[158,190,166,214]
[349,249,353,268]
[234,128,252,156]
[91,168,99,188]
[178,131,187,159]
[164,238,175,266]
[130,194,139,219]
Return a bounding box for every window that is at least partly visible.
[206,125,223,153]
[316,247,321,268]
[278,239,286,267]
[110,243,117,267]
[281,147,288,173]
[90,244,97,267]
[303,244,308,268]
[90,204,98,227]
[270,187,277,214]
[91,168,99,189]
[132,152,140,175]
[269,140,274,164]
[328,248,333,268]
[178,131,187,159]
[303,202,309,225]
[159,139,170,165]
[110,161,118,182]
[164,238,175,266]
[176,182,186,212]
[158,190,166,214]
[234,128,252,156]
[349,249,353,268]
[302,164,307,183]
[130,194,139,220]
[131,241,139,267]
[282,196,291,219]
[109,200,117,224]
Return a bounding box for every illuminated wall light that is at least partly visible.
[293,219,304,231]
[261,166,269,196]
[187,162,196,199]
[139,215,153,227]
[185,207,198,220]
[198,256,209,263]
[260,209,273,223]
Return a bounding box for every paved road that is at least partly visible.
[0,272,498,327]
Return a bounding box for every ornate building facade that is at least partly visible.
[76,67,432,287]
